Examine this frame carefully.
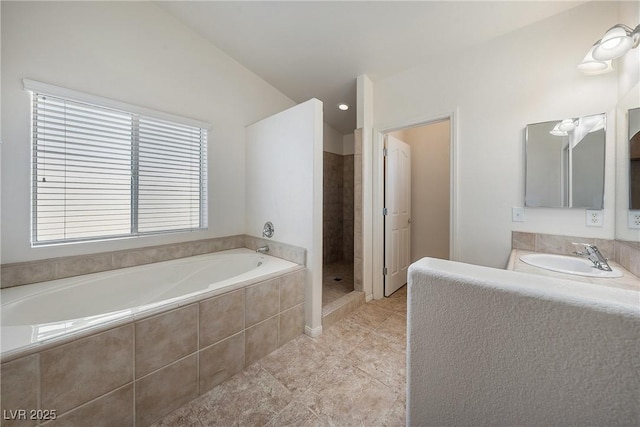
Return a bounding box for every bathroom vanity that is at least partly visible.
[507,249,640,292]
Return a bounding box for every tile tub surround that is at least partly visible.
[512,232,640,277]
[152,285,408,427]
[0,269,306,427]
[1,235,306,288]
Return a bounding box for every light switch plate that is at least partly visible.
[629,211,640,229]
[586,210,603,227]
[512,207,524,222]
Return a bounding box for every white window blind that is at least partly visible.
[29,83,208,245]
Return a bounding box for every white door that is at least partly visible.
[384,135,411,296]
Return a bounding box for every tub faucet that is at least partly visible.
[256,245,269,254]
[572,243,612,272]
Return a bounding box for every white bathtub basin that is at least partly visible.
[520,253,623,278]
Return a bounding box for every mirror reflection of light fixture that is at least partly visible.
[549,123,568,137]
[579,24,640,74]
[558,119,577,132]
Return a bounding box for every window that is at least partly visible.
[26,80,208,245]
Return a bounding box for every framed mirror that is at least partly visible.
[525,113,606,209]
[629,107,640,209]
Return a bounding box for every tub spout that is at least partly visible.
[256,245,269,254]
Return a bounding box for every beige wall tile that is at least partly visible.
[47,384,133,427]
[111,248,157,269]
[354,257,363,291]
[40,325,134,414]
[190,240,211,256]
[512,232,535,251]
[243,236,306,265]
[200,289,245,348]
[135,305,198,378]
[153,244,193,263]
[279,304,304,347]
[245,317,279,367]
[199,332,245,393]
[594,238,615,260]
[616,242,640,277]
[1,260,57,288]
[209,235,244,253]
[536,234,593,255]
[56,253,113,279]
[1,355,39,427]
[279,269,305,311]
[245,279,279,327]
[136,355,198,427]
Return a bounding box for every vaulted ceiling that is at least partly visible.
[159,1,586,134]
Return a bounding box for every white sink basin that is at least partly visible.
[520,253,623,278]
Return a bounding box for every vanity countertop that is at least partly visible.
[508,249,640,292]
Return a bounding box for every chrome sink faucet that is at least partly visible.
[256,245,269,254]
[572,243,613,272]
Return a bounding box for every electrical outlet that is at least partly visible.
[629,211,640,229]
[586,210,603,227]
[512,207,524,222]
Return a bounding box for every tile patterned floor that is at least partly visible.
[152,286,407,427]
[323,260,355,306]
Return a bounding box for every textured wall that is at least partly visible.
[408,258,640,426]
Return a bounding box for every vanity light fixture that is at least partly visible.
[593,24,640,61]
[579,24,640,74]
[337,103,349,111]
[577,43,614,75]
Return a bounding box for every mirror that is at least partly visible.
[525,113,606,209]
[629,107,640,209]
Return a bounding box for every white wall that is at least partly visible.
[324,124,355,156]
[343,133,355,155]
[246,99,324,334]
[392,121,450,262]
[374,2,621,268]
[323,122,343,154]
[1,1,294,263]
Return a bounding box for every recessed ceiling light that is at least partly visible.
[337,103,349,111]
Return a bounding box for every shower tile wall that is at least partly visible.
[343,154,354,262]
[324,152,343,264]
[323,152,354,264]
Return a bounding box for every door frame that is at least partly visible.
[372,110,459,300]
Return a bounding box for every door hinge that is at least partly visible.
[383,267,388,275]
[383,148,388,157]
[383,207,388,215]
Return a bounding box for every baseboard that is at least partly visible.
[304,324,323,338]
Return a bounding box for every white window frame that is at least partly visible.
[25,79,210,246]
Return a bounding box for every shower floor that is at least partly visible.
[322,260,354,306]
